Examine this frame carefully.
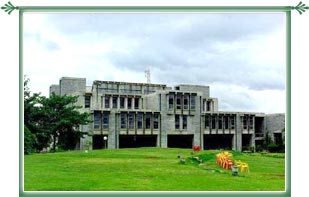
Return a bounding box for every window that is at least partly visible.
[137,113,143,129]
[94,111,101,129]
[105,96,110,108]
[175,115,180,129]
[145,113,151,129]
[134,98,139,109]
[183,94,189,110]
[224,116,229,129]
[168,94,174,110]
[243,116,247,129]
[249,116,254,129]
[99,83,118,93]
[206,101,211,111]
[120,113,127,129]
[190,95,196,110]
[153,113,159,129]
[132,85,142,94]
[128,113,135,129]
[183,115,187,129]
[218,116,222,129]
[205,115,210,128]
[102,112,109,129]
[230,116,235,129]
[212,116,216,129]
[112,96,117,108]
[176,94,182,110]
[128,97,132,109]
[120,97,125,109]
[85,95,91,108]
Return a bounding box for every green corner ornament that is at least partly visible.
[1,1,18,15]
[292,1,309,15]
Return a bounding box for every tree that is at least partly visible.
[37,93,91,152]
[24,76,91,152]
[24,125,37,154]
[24,76,49,151]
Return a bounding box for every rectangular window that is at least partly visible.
[212,116,216,129]
[105,96,110,108]
[190,95,196,110]
[224,116,229,129]
[120,97,125,109]
[145,113,151,129]
[175,115,180,129]
[94,111,101,129]
[137,113,143,129]
[112,96,117,108]
[134,98,139,109]
[176,94,182,110]
[243,116,247,129]
[128,97,132,109]
[85,95,91,108]
[183,94,189,110]
[183,115,187,129]
[230,116,235,129]
[153,113,159,129]
[205,115,209,128]
[128,113,135,129]
[120,113,127,129]
[218,116,222,129]
[249,116,254,129]
[102,112,109,129]
[168,94,174,110]
[206,101,211,111]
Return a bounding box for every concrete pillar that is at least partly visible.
[108,112,117,149]
[161,133,168,148]
[193,133,200,147]
[109,96,112,109]
[250,134,255,151]
[102,96,105,109]
[131,97,135,109]
[125,97,128,109]
[235,114,242,152]
[117,96,120,109]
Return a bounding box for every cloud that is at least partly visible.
[23,13,286,113]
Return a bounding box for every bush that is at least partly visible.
[255,145,264,152]
[267,143,279,152]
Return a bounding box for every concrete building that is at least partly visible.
[50,77,285,151]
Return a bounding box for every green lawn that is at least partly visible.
[24,148,285,191]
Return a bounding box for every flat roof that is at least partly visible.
[93,80,166,87]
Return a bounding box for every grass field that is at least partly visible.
[24,148,285,191]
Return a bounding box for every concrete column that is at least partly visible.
[117,96,120,109]
[138,98,142,109]
[132,96,135,110]
[108,112,117,149]
[125,97,128,109]
[109,96,112,109]
[102,96,105,109]
[161,133,168,148]
[235,114,242,152]
[193,133,200,147]
[250,134,255,151]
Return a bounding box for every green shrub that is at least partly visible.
[267,143,279,152]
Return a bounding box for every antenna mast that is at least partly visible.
[145,68,151,83]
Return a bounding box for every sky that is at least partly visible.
[23,12,286,113]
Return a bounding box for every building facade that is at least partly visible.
[50,77,285,151]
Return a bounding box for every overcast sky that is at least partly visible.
[23,12,286,113]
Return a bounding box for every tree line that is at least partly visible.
[24,77,91,154]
